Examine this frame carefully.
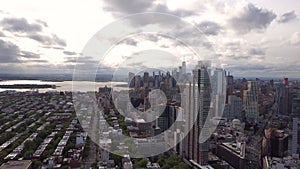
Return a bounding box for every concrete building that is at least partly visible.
[270,130,289,157]
[184,61,211,167]
[292,118,298,156]
[213,69,226,118]
[0,160,32,169]
[243,81,259,123]
[228,95,243,120]
[216,142,245,169]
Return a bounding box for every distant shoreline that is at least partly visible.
[0,84,56,89]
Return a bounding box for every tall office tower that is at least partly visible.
[182,61,186,75]
[128,72,135,88]
[276,78,291,115]
[292,96,300,118]
[172,68,178,79]
[243,81,259,123]
[292,118,298,156]
[228,95,243,120]
[186,61,211,166]
[143,72,149,87]
[179,66,183,77]
[213,68,226,117]
[284,78,291,115]
[226,73,234,103]
[276,83,284,115]
[134,75,142,88]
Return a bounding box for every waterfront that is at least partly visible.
[0,80,128,92]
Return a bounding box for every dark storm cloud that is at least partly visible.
[28,33,66,46]
[197,21,222,35]
[248,48,266,55]
[1,17,43,33]
[278,11,297,23]
[229,3,276,34]
[0,39,20,63]
[63,51,77,55]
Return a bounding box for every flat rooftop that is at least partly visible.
[0,160,32,169]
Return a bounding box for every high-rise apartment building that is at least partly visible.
[182,61,186,75]
[276,78,291,115]
[213,68,226,117]
[226,74,234,103]
[228,95,243,120]
[292,118,298,156]
[184,61,211,166]
[243,81,259,123]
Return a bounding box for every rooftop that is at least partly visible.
[0,160,32,169]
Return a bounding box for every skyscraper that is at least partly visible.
[226,73,234,103]
[292,118,298,156]
[182,61,186,75]
[228,95,243,120]
[243,81,259,123]
[213,68,226,117]
[184,61,211,166]
[276,78,291,115]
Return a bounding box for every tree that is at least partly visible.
[60,166,69,169]
[110,153,122,166]
[24,140,37,152]
[157,155,166,166]
[32,160,42,169]
[23,150,34,159]
[172,162,189,169]
[134,159,148,168]
[91,162,98,169]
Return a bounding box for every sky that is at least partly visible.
[0,0,300,78]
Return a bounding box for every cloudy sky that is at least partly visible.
[0,0,300,78]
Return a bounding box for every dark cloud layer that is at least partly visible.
[0,39,41,63]
[0,39,20,63]
[1,17,43,33]
[20,51,40,58]
[103,0,195,18]
[229,3,276,34]
[63,51,77,55]
[28,33,66,46]
[0,17,66,47]
[103,0,152,14]
[278,11,297,23]
[248,48,266,55]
